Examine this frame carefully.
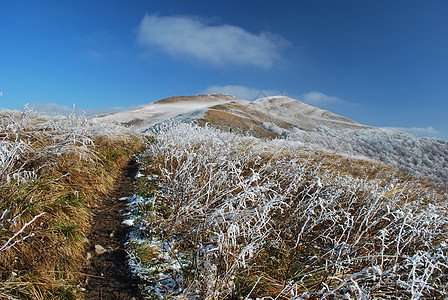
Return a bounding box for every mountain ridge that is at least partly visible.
[93,94,369,135]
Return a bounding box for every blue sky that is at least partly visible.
[1,0,447,139]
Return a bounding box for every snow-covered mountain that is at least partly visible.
[93,94,369,134]
[93,94,447,189]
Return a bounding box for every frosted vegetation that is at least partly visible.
[0,109,130,201]
[2,106,447,299]
[277,125,447,189]
[0,108,139,298]
[127,123,448,299]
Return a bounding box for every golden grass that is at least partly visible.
[0,111,144,299]
[200,109,277,138]
[199,102,298,138]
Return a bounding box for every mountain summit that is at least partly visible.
[93,94,369,136]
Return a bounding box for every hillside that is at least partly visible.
[93,94,369,135]
[93,94,246,132]
[285,126,448,189]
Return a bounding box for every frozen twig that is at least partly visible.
[0,212,46,252]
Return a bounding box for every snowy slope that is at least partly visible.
[247,96,369,131]
[93,94,246,132]
[92,94,368,133]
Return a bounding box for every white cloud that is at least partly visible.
[26,102,137,117]
[137,14,288,68]
[201,85,280,100]
[301,91,347,105]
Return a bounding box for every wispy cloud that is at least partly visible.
[137,14,289,68]
[201,85,280,100]
[300,91,348,105]
[27,102,138,117]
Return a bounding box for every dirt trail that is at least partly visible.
[82,159,143,299]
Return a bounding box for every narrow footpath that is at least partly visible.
[82,159,143,299]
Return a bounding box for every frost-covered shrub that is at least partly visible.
[287,126,448,189]
[127,124,448,299]
[261,122,289,137]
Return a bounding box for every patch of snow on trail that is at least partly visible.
[120,194,189,298]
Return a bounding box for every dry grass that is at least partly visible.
[0,110,143,299]
[199,102,296,138]
[200,109,277,138]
